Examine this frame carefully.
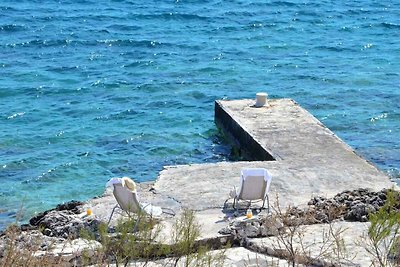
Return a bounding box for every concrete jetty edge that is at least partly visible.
[215,100,275,161]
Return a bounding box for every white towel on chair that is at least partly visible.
[140,203,162,217]
[106,177,122,187]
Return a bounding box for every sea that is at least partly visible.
[0,0,399,229]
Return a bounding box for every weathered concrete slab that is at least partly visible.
[155,160,393,213]
[85,182,180,226]
[215,99,392,176]
[221,247,298,267]
[217,98,393,193]
[104,247,297,266]
[250,221,374,266]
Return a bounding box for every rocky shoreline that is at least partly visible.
[1,186,398,266]
[220,188,399,240]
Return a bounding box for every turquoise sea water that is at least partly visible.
[0,0,399,229]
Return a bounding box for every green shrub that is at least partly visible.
[366,189,400,267]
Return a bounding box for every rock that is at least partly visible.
[378,192,387,200]
[315,211,328,223]
[0,228,64,258]
[55,200,84,214]
[219,214,285,240]
[345,203,369,221]
[236,228,245,239]
[261,216,284,236]
[218,226,232,235]
[30,209,101,239]
[297,188,400,223]
[244,224,259,237]
[30,200,84,226]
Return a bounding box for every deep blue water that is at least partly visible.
[0,0,399,229]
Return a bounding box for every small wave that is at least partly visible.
[296,10,320,17]
[197,67,221,72]
[0,24,26,32]
[379,22,400,29]
[315,45,353,52]
[46,65,80,73]
[212,25,238,32]
[224,11,256,16]
[95,136,135,149]
[4,39,74,48]
[106,24,141,32]
[0,6,17,12]
[384,73,399,77]
[23,162,74,184]
[271,0,299,7]
[147,146,179,156]
[387,168,400,180]
[339,26,354,32]
[133,13,210,21]
[345,9,367,15]
[2,38,195,50]
[7,112,25,120]
[123,61,148,68]
[370,113,388,122]
[186,91,207,100]
[95,109,139,121]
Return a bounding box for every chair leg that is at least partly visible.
[261,195,270,214]
[133,215,140,232]
[233,198,237,210]
[108,204,119,225]
[162,207,176,216]
[223,198,229,210]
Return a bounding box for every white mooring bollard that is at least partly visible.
[255,92,268,107]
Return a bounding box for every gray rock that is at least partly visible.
[31,210,101,239]
[244,224,259,237]
[315,211,328,223]
[29,200,84,226]
[261,216,284,236]
[218,226,232,235]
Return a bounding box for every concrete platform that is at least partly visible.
[154,160,393,230]
[150,98,395,250]
[155,99,394,212]
[215,99,391,171]
[250,221,374,266]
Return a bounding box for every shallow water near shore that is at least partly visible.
[0,0,399,229]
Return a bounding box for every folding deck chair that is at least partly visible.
[107,177,173,224]
[229,168,272,213]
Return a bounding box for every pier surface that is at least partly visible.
[155,99,393,210]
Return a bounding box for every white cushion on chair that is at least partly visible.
[141,203,162,217]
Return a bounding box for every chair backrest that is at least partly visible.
[238,168,272,201]
[113,183,141,214]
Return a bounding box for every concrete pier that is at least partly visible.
[155,98,394,210]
